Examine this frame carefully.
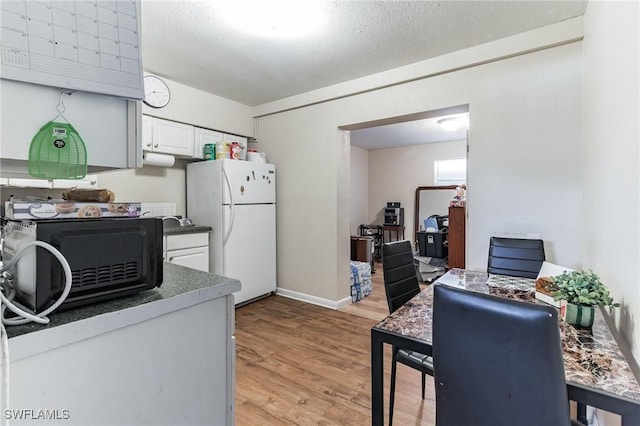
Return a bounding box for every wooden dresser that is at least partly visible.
[448,206,466,269]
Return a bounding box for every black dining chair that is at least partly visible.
[487,236,545,278]
[432,284,585,426]
[381,240,433,426]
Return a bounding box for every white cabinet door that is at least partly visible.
[151,118,194,157]
[166,247,210,272]
[194,127,223,159]
[164,232,210,272]
[141,115,154,151]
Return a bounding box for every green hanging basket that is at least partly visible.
[28,120,87,179]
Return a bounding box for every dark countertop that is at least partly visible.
[374,270,640,403]
[7,262,238,339]
[163,225,212,235]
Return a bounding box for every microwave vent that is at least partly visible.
[72,262,140,288]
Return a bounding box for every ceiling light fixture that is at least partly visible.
[214,1,325,39]
[437,117,468,132]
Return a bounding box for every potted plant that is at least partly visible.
[551,270,620,328]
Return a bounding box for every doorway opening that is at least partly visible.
[340,104,469,318]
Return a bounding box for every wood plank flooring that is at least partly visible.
[235,264,435,425]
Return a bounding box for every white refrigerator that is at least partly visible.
[186,159,276,305]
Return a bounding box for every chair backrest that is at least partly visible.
[487,237,545,278]
[432,284,571,426]
[382,240,421,313]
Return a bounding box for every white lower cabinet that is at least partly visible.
[164,232,210,272]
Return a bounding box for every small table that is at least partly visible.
[382,225,405,243]
[370,269,640,426]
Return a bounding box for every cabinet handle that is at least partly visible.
[154,144,159,148]
[169,256,174,261]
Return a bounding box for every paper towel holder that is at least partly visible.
[143,151,175,167]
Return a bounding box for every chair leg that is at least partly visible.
[577,403,588,425]
[421,372,426,400]
[389,351,397,426]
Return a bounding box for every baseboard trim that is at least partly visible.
[276,288,352,310]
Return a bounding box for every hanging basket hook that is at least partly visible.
[57,89,66,116]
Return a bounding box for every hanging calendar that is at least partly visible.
[0,0,144,100]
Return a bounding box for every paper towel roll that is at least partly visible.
[143,152,175,167]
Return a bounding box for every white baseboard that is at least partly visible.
[276,288,352,310]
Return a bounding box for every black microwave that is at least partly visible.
[2,218,163,312]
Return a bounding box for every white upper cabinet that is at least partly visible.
[194,127,224,159]
[142,115,194,157]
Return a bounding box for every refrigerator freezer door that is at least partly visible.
[223,203,276,305]
[222,159,275,205]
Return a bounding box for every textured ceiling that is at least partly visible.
[141,1,586,150]
[142,1,587,107]
[350,112,469,150]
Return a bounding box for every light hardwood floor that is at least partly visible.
[235,262,435,425]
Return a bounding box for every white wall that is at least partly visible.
[368,140,466,247]
[582,0,639,375]
[97,159,189,217]
[257,33,583,302]
[142,75,254,137]
[466,46,582,269]
[349,145,369,235]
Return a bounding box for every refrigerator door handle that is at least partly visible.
[223,168,235,244]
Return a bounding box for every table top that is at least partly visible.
[373,269,640,403]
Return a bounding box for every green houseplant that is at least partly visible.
[551,270,619,328]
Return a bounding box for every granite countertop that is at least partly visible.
[374,269,640,404]
[7,262,238,339]
[163,225,212,235]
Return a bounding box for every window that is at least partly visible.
[434,158,466,186]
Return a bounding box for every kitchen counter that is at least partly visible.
[6,263,239,426]
[7,261,234,339]
[163,224,212,235]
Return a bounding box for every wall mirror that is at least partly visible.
[414,185,457,243]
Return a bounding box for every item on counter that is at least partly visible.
[450,184,466,207]
[230,142,241,160]
[203,143,216,160]
[54,202,75,214]
[216,143,230,160]
[62,188,115,202]
[107,202,132,213]
[5,200,142,219]
[77,204,102,217]
[246,150,267,163]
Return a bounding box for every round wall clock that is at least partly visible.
[143,75,171,108]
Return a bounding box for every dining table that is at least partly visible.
[370,269,640,426]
